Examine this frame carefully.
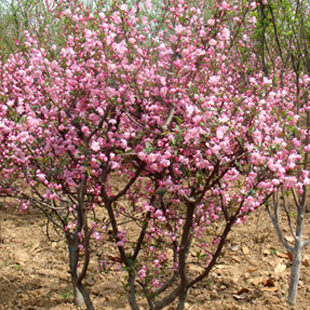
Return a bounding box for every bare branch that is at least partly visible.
[266,198,294,253]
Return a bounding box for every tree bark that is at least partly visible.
[287,239,302,306]
[287,206,304,306]
[66,232,95,310]
[71,270,95,310]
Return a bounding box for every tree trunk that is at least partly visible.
[287,201,305,306]
[128,272,140,310]
[71,270,95,310]
[176,290,187,310]
[287,237,302,306]
[287,245,301,306]
[66,232,95,310]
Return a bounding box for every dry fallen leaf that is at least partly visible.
[250,276,264,286]
[37,288,52,296]
[29,241,40,254]
[276,252,289,259]
[287,251,293,261]
[230,255,241,263]
[261,286,278,292]
[263,249,271,255]
[236,288,250,294]
[274,262,286,274]
[302,257,310,268]
[231,244,239,251]
[242,246,249,255]
[233,294,246,300]
[285,235,295,244]
[263,278,275,287]
[233,288,249,300]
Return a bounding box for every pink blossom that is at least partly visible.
[164,151,172,159]
[138,266,147,280]
[92,232,103,240]
[220,1,230,10]
[154,209,166,221]
[250,16,257,24]
[106,87,117,97]
[111,162,120,170]
[151,278,161,288]
[250,2,257,9]
[207,19,215,26]
[150,163,159,172]
[91,140,101,152]
[142,16,148,25]
[221,28,230,41]
[120,4,128,11]
[209,75,220,84]
[138,151,147,161]
[216,126,228,139]
[209,39,217,46]
[175,25,185,35]
[160,159,170,168]
[153,259,161,269]
[212,237,221,246]
[145,0,152,10]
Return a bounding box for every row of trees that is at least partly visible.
[0,0,309,309]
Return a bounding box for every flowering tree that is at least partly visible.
[255,0,310,305]
[0,0,308,309]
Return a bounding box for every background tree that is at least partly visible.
[0,0,68,57]
[255,0,310,305]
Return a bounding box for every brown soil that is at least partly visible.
[1,207,310,310]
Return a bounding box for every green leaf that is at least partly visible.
[144,142,153,154]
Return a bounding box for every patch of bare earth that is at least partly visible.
[1,207,309,310]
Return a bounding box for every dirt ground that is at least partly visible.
[1,206,310,310]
